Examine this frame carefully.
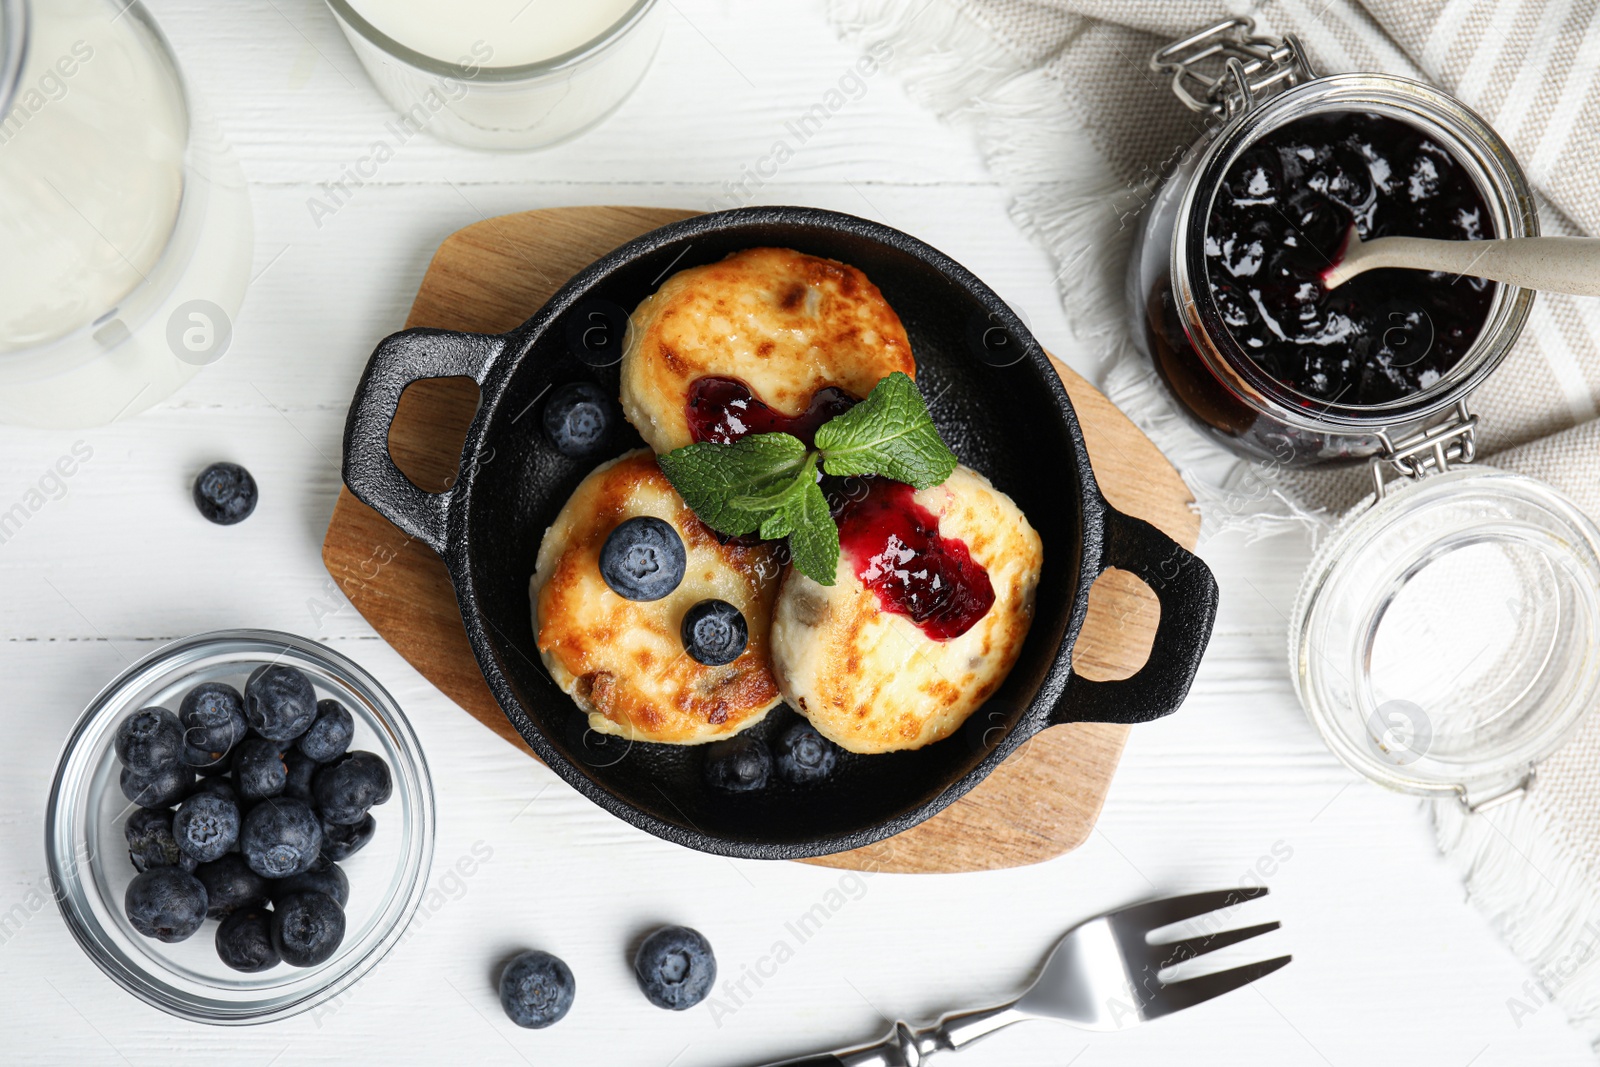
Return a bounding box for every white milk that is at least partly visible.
[0,0,186,352]
[343,0,639,67]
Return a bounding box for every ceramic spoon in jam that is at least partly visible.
[1322,226,1600,296]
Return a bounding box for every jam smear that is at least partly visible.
[686,376,856,445]
[1205,111,1495,406]
[836,479,994,641]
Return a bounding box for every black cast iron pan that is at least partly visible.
[342,206,1218,859]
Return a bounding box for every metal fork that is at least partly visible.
[755,887,1289,1066]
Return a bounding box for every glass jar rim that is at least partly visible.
[1170,72,1538,437]
[1290,468,1600,804]
[322,0,657,82]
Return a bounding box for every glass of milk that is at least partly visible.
[0,0,253,428]
[324,0,662,150]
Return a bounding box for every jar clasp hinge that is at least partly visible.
[1150,18,1319,121]
[1369,400,1479,501]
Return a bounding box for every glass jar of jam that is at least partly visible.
[1129,19,1537,474]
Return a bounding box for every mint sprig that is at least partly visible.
[657,372,954,585]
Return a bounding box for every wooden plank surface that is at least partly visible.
[321,206,1200,874]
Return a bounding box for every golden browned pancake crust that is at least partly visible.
[769,467,1042,754]
[531,450,784,744]
[620,246,916,453]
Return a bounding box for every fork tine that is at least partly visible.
[1153,921,1281,967]
[1142,955,1292,1019]
[1114,886,1269,932]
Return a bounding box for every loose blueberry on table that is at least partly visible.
[499,949,576,1029]
[633,926,717,1010]
[598,516,687,601]
[192,461,259,525]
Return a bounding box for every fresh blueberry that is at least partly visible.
[272,892,346,967]
[244,665,317,741]
[240,798,323,879]
[195,854,270,920]
[179,683,247,769]
[774,720,838,784]
[273,859,349,909]
[193,461,258,525]
[703,734,771,793]
[120,762,193,809]
[126,808,182,873]
[297,699,354,763]
[312,751,392,825]
[681,599,748,666]
[191,775,238,805]
[598,517,685,601]
[542,381,614,457]
[173,792,241,864]
[319,813,375,862]
[633,926,717,1010]
[125,866,208,943]
[115,707,184,775]
[499,950,575,1029]
[216,907,280,972]
[233,737,288,803]
[283,748,318,802]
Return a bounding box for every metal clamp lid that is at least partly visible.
[1369,400,1480,501]
[1151,18,1318,120]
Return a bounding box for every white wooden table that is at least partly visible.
[0,2,1589,1063]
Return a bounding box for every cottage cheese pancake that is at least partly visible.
[769,467,1042,754]
[619,247,916,453]
[531,450,784,744]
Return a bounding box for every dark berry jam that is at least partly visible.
[686,376,857,445]
[1206,111,1494,406]
[835,479,994,641]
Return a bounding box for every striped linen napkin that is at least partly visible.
[827,0,1600,1050]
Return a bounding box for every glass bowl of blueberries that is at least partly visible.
[45,629,434,1024]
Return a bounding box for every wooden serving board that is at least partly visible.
[322,206,1200,874]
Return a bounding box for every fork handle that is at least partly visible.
[755,1004,1028,1066]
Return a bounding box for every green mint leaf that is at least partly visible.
[657,433,809,536]
[784,477,839,586]
[814,371,957,489]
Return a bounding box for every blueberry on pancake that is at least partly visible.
[531,450,785,744]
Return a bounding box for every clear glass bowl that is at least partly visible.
[46,630,434,1024]
[1291,469,1600,808]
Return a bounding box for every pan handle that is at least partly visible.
[342,327,505,556]
[1050,504,1219,726]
